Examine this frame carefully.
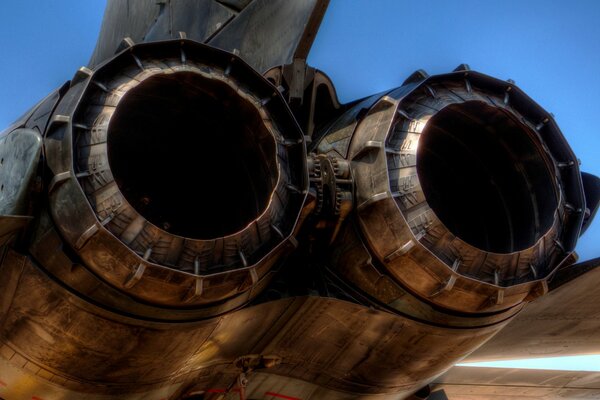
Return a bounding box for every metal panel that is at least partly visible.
[89,0,329,73]
[0,128,42,215]
[434,366,600,399]
[143,0,235,43]
[88,0,163,67]
[467,258,600,361]
[209,0,328,72]
[0,250,505,399]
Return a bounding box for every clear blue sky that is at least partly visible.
[0,0,598,262]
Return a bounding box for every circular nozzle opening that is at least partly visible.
[417,101,557,253]
[107,71,277,239]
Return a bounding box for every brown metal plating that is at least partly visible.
[0,250,507,398]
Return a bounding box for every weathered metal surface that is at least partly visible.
[44,39,307,311]
[0,2,599,400]
[320,69,582,315]
[581,172,600,235]
[264,64,342,138]
[208,0,329,73]
[467,257,600,362]
[89,0,329,73]
[315,93,385,158]
[28,209,273,321]
[330,221,525,328]
[0,216,31,248]
[217,0,253,11]
[0,128,42,216]
[0,250,507,399]
[433,366,600,399]
[0,87,65,137]
[144,0,235,43]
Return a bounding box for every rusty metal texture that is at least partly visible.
[0,2,598,400]
[264,64,342,138]
[0,129,42,216]
[319,67,584,315]
[43,39,308,311]
[433,366,600,399]
[89,0,330,73]
[0,251,507,399]
[466,257,600,362]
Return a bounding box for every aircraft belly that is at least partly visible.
[0,249,506,399]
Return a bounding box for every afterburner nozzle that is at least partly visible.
[44,39,307,310]
[321,67,586,315]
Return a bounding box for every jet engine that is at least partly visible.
[318,66,586,326]
[0,1,598,397]
[37,39,308,316]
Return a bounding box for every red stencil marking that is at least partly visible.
[206,388,227,393]
[264,392,302,400]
